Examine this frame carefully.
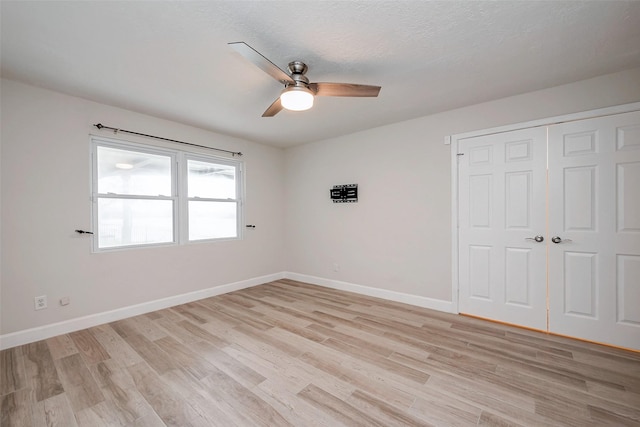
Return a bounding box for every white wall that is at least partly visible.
[0,79,285,337]
[3,67,640,344]
[284,68,640,305]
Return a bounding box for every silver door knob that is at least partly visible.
[551,236,572,244]
[525,235,544,242]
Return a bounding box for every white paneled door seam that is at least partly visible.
[458,109,640,351]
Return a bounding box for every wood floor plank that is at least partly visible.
[321,336,430,384]
[534,349,640,392]
[426,374,557,426]
[23,341,64,402]
[174,301,228,325]
[233,323,304,358]
[199,368,293,427]
[408,386,483,426]
[127,361,208,427]
[74,399,130,427]
[586,380,640,409]
[307,323,395,358]
[89,324,144,368]
[354,302,452,328]
[297,383,386,427]
[126,315,168,341]
[478,411,525,426]
[191,340,266,388]
[267,317,327,343]
[534,398,591,426]
[222,343,311,393]
[235,293,336,329]
[494,361,640,418]
[588,404,640,426]
[45,334,79,360]
[31,392,78,427]
[112,325,177,375]
[154,317,228,347]
[53,353,105,412]
[346,389,433,427]
[248,300,314,328]
[1,389,33,426]
[160,368,245,427]
[69,329,110,365]
[205,301,274,331]
[152,307,185,323]
[130,411,167,427]
[298,350,417,410]
[152,335,217,380]
[242,325,358,401]
[254,379,343,427]
[0,346,26,395]
[90,359,155,423]
[3,279,639,426]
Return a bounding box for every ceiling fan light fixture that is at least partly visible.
[280,86,314,111]
[228,42,380,117]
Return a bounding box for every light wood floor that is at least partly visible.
[2,279,640,426]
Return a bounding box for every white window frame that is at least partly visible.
[180,153,244,244]
[90,135,243,252]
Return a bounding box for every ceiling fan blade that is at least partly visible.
[228,42,293,84]
[309,82,381,97]
[262,97,284,117]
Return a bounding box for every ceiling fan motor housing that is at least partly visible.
[286,61,311,90]
[288,61,308,76]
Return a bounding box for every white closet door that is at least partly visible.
[458,128,547,331]
[548,110,640,350]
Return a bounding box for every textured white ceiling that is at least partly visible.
[2,1,640,147]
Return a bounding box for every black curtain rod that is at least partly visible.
[93,123,243,157]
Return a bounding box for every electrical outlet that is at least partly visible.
[333,263,340,272]
[60,296,70,306]
[34,295,47,310]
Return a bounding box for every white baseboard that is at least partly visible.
[283,272,454,313]
[0,272,285,350]
[1,271,453,350]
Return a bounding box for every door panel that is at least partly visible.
[617,161,640,232]
[458,128,547,330]
[548,110,640,350]
[505,171,532,228]
[563,166,596,231]
[469,245,491,299]
[617,254,640,326]
[469,174,492,227]
[504,247,532,306]
[563,251,597,317]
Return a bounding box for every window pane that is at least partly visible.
[188,201,237,240]
[188,159,236,199]
[98,198,173,248]
[97,146,172,196]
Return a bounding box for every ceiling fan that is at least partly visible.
[228,42,381,117]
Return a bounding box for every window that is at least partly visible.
[91,137,242,251]
[186,157,238,241]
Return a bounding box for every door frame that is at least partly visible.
[450,102,640,314]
